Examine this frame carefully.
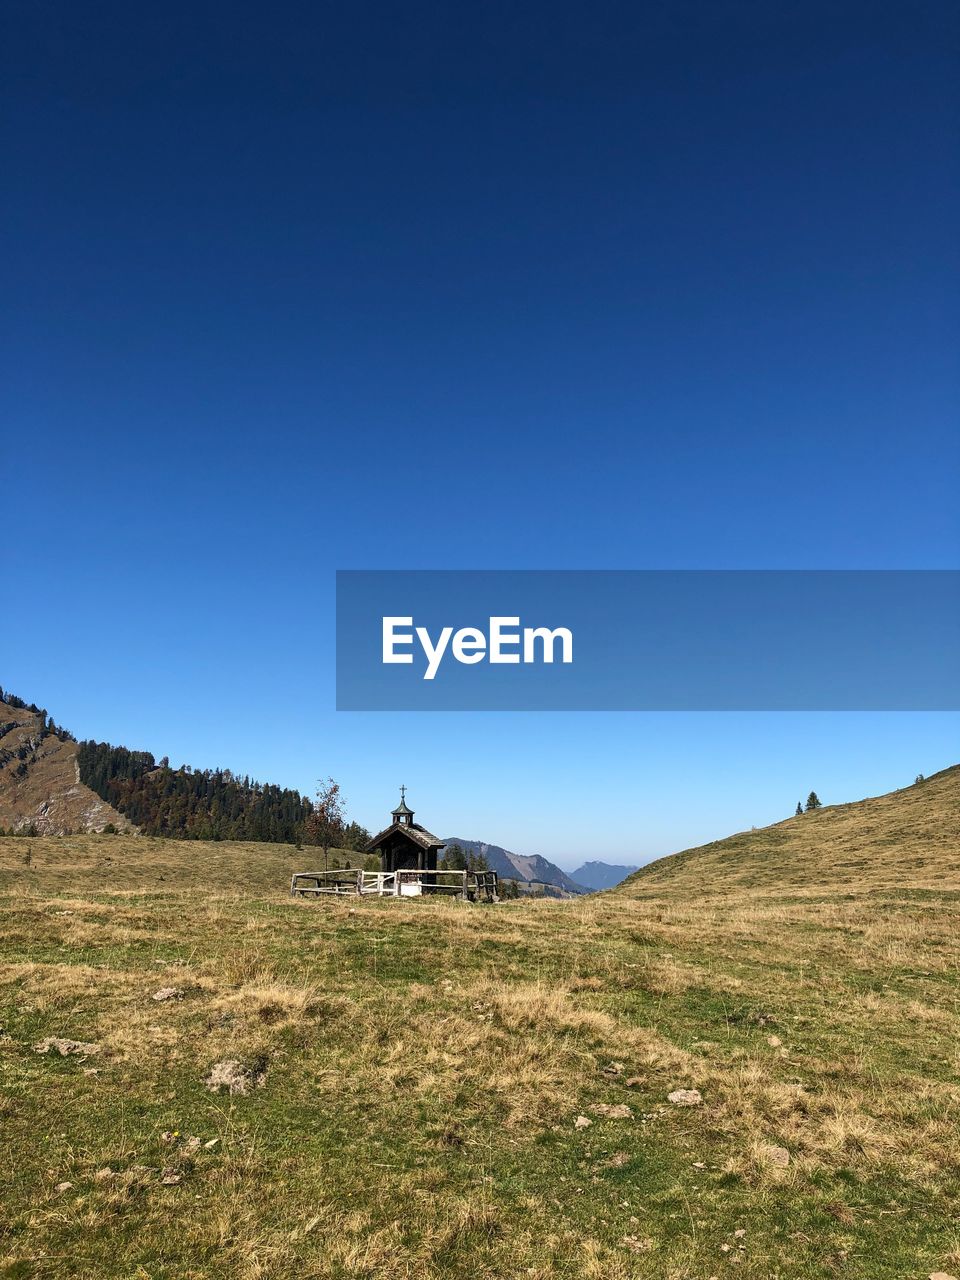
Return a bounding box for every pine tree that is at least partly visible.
[805,791,822,812]
[795,802,803,816]
[443,843,466,870]
[76,738,313,842]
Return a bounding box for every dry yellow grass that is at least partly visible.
[0,831,363,895]
[0,766,958,1278]
[621,762,960,897]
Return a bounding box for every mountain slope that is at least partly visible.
[443,836,586,895]
[571,860,639,891]
[619,764,960,897]
[0,696,131,835]
[0,689,312,842]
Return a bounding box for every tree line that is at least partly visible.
[438,842,488,872]
[438,842,521,897]
[76,741,370,847]
[0,689,377,848]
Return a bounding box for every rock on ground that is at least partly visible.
[667,1088,703,1107]
[759,1144,791,1168]
[34,1037,100,1057]
[203,1059,265,1096]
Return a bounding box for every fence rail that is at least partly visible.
[290,868,499,902]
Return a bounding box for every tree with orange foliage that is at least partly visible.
[307,777,347,872]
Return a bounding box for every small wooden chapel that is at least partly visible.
[365,787,444,874]
[290,787,498,901]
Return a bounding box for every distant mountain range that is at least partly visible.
[442,838,639,896]
[442,837,588,896]
[570,861,639,891]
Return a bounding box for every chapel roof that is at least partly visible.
[365,820,444,853]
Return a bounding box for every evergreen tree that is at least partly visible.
[805,791,822,811]
[340,821,371,851]
[76,738,313,843]
[442,843,466,870]
[795,801,803,816]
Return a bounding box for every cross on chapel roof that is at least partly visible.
[392,785,414,819]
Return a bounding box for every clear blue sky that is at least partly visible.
[3,2,958,868]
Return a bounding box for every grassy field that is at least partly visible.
[1,784,959,1279]
[620,765,960,897]
[0,835,368,897]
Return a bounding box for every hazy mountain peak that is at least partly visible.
[442,836,586,896]
[570,861,641,891]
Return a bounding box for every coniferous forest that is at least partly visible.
[77,740,314,843]
[2,689,373,846]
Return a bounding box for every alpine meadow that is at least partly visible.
[1,764,958,1279]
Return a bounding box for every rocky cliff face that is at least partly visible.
[0,697,132,835]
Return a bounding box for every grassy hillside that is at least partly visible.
[1,818,959,1279]
[0,834,366,895]
[620,764,960,898]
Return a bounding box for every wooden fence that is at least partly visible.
[289,868,499,902]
